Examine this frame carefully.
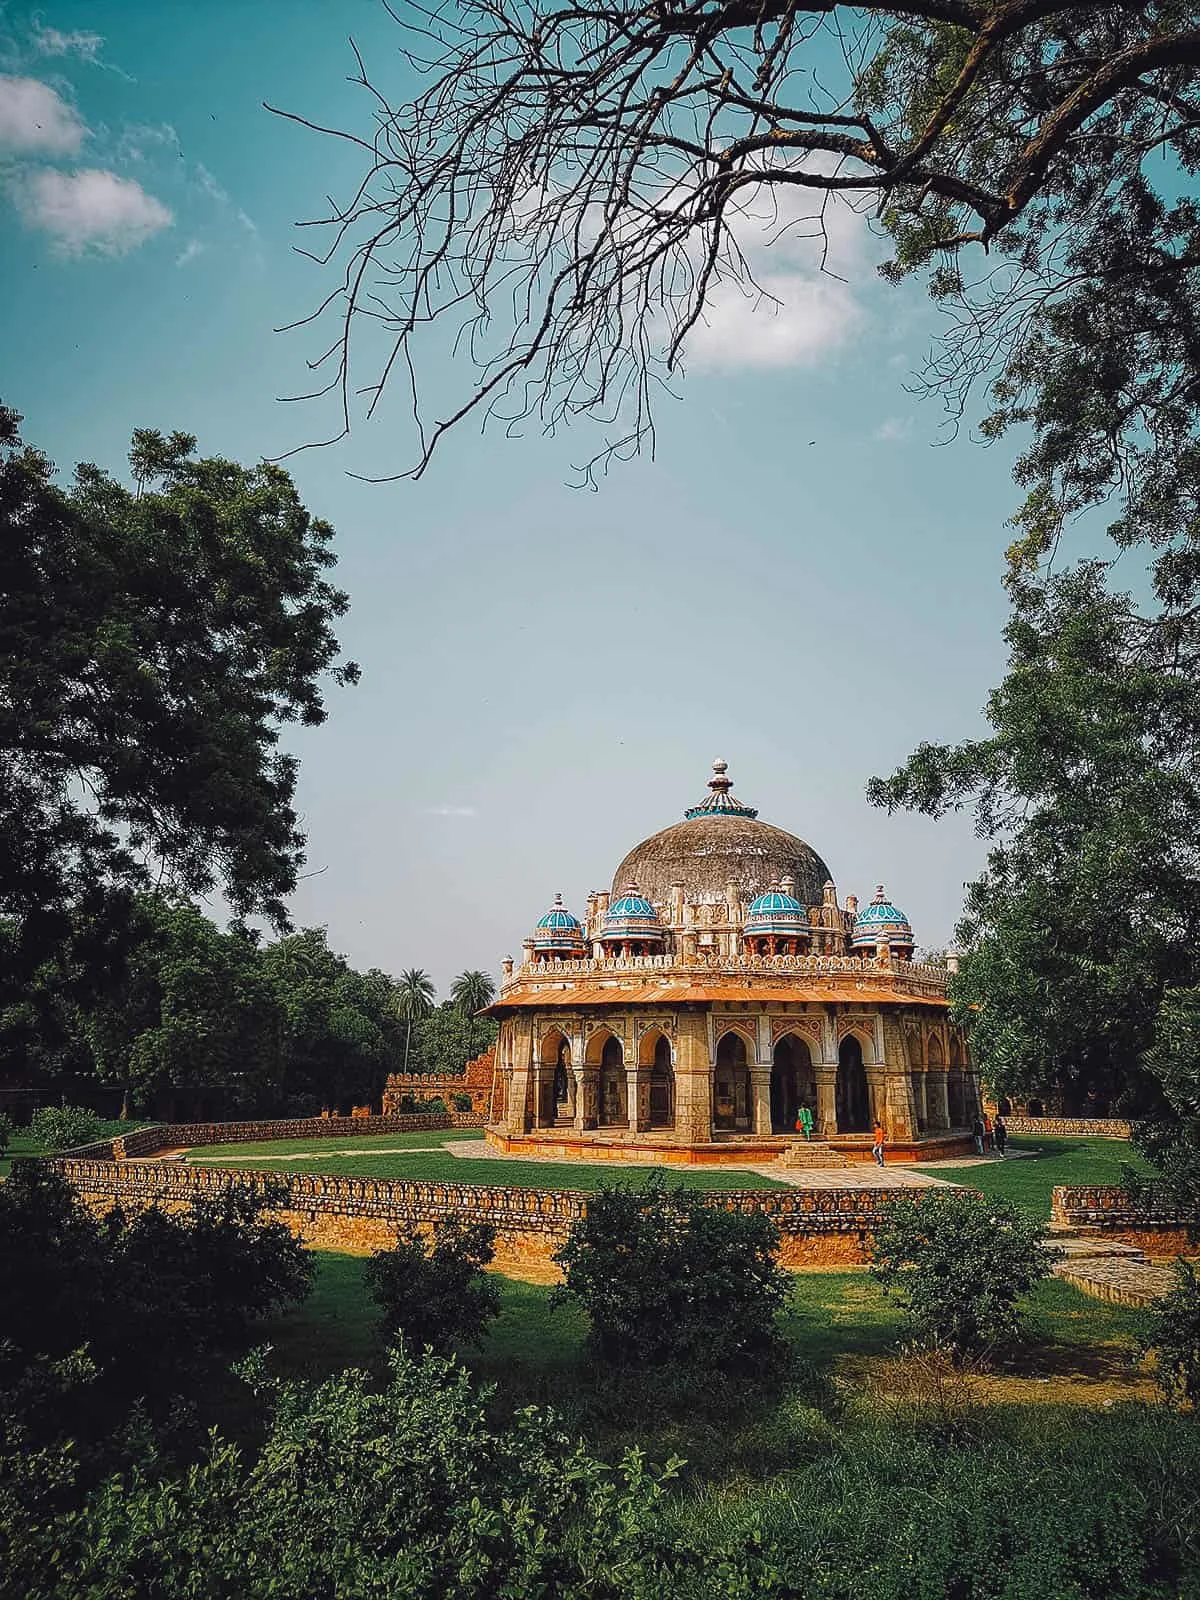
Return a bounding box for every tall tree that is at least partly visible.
[869,561,1200,1129]
[449,970,495,1016]
[0,407,358,1008]
[395,968,437,1075]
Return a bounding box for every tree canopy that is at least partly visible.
[0,408,358,1002]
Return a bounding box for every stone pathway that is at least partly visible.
[749,1164,953,1190]
[1048,1229,1177,1308]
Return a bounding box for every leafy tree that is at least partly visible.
[449,970,495,1016]
[0,1112,12,1157]
[870,564,1200,1120]
[0,406,357,1012]
[365,1219,501,1354]
[395,968,437,1074]
[260,929,402,1112]
[870,1190,1057,1358]
[1136,988,1200,1214]
[411,1001,497,1079]
[553,1174,788,1373]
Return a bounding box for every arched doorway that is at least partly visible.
[836,1035,871,1132]
[770,1034,816,1134]
[541,1029,574,1124]
[714,1031,750,1132]
[598,1034,627,1127]
[645,1034,674,1128]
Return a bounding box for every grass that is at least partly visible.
[0,1133,47,1180]
[915,1134,1152,1217]
[183,1134,787,1189]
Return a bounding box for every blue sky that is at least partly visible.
[2,2,1033,989]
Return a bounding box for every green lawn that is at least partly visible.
[183,1134,787,1190]
[184,1129,482,1160]
[0,1134,48,1179]
[916,1134,1152,1217]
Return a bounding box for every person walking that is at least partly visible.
[871,1119,885,1167]
[993,1114,1008,1159]
[800,1103,813,1140]
[983,1112,994,1152]
[971,1114,985,1156]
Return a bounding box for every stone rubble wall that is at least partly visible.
[48,1156,909,1271]
[1007,1117,1133,1138]
[54,1112,490,1166]
[1052,1184,1197,1257]
[383,1048,496,1117]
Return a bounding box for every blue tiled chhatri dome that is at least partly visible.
[532,894,586,954]
[602,883,665,942]
[744,884,807,937]
[851,886,914,953]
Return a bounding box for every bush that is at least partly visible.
[869,1189,1058,1357]
[1144,1259,1200,1407]
[365,1218,500,1354]
[554,1173,789,1374]
[0,1111,12,1156]
[399,1093,448,1115]
[28,1104,106,1151]
[451,1092,474,1113]
[1,1346,701,1600]
[0,1163,313,1440]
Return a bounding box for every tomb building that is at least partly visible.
[485,761,978,1164]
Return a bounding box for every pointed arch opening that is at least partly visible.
[836,1034,871,1133]
[539,1028,575,1124]
[597,1033,627,1127]
[770,1033,816,1134]
[639,1029,675,1128]
[713,1030,750,1132]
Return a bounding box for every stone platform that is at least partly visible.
[485,1128,975,1166]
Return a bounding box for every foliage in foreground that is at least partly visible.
[0,1112,11,1156]
[0,1163,313,1441]
[554,1174,788,1373]
[1,1348,693,1600]
[1145,1259,1200,1410]
[870,1189,1057,1357]
[365,1219,500,1355]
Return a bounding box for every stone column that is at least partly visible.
[576,1068,599,1130]
[626,1068,650,1132]
[815,1067,837,1136]
[913,1071,928,1129]
[926,1069,950,1131]
[880,1018,918,1141]
[673,1010,714,1143]
[503,1016,535,1135]
[751,1068,772,1135]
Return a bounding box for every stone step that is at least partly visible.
[775,1142,850,1169]
[1052,1235,1146,1261]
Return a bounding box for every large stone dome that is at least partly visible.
[610,761,833,909]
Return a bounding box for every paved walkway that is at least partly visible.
[1048,1230,1178,1307]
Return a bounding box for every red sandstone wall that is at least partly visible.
[383,1048,496,1117]
[1007,1117,1133,1138]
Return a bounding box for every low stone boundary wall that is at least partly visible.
[57,1112,488,1164]
[49,1157,909,1272]
[1008,1117,1132,1138]
[1052,1184,1196,1257]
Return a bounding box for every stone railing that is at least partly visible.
[1051,1183,1196,1255]
[508,952,949,998]
[48,1155,918,1267]
[42,1112,484,1165]
[1007,1117,1133,1138]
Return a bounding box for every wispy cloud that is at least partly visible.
[12,166,172,255]
[872,415,915,443]
[425,805,477,818]
[195,161,259,240]
[0,74,85,153]
[30,22,103,62]
[175,237,203,267]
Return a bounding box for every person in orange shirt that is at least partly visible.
[871,1120,885,1167]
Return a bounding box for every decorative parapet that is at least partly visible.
[1051,1183,1196,1234]
[501,952,950,1000]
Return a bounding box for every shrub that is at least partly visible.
[1,1347,702,1600]
[365,1218,500,1354]
[0,1163,313,1440]
[869,1188,1058,1357]
[0,1111,13,1156]
[451,1092,473,1113]
[29,1104,105,1151]
[1144,1259,1200,1407]
[398,1093,448,1115]
[553,1173,789,1373]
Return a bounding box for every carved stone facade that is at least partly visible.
[487,762,979,1163]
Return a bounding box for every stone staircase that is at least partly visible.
[1048,1225,1177,1307]
[774,1141,850,1170]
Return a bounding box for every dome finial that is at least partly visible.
[685,758,758,820]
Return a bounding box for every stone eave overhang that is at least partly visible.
[484,979,950,1016]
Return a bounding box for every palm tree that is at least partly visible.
[395,967,437,1073]
[450,969,496,1016]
